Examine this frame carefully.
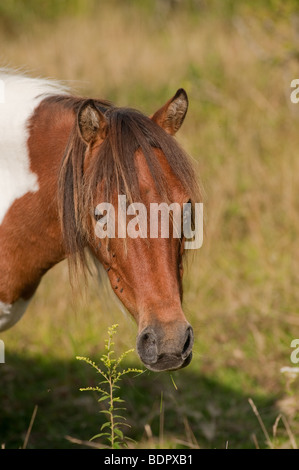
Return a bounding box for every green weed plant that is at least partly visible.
[76,324,144,449]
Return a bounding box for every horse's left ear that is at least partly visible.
[77,99,107,145]
[151,89,188,135]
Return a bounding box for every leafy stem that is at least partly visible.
[76,324,144,448]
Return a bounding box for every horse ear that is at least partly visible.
[151,89,188,135]
[77,100,107,144]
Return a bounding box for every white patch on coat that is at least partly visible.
[0,299,29,331]
[0,70,68,225]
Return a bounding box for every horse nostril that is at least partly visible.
[183,335,190,354]
[182,326,194,360]
[137,328,158,365]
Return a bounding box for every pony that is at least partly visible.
[0,71,201,371]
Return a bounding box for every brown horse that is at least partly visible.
[0,72,201,371]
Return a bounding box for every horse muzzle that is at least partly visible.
[136,323,194,372]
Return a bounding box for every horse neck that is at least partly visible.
[0,99,75,304]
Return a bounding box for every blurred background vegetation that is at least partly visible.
[1,0,299,449]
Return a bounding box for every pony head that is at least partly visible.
[59,90,201,371]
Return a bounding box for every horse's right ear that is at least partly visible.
[77,100,107,145]
[151,89,188,135]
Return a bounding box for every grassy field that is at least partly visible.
[1,0,299,449]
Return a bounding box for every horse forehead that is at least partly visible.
[134,148,187,201]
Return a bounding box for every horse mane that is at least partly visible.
[54,95,202,272]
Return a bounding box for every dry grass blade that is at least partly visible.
[273,414,298,449]
[159,391,164,448]
[251,433,260,449]
[248,398,273,449]
[22,405,38,450]
[65,435,109,449]
[173,439,200,449]
[183,417,200,449]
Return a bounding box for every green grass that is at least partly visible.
[0,347,281,449]
[1,0,299,449]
